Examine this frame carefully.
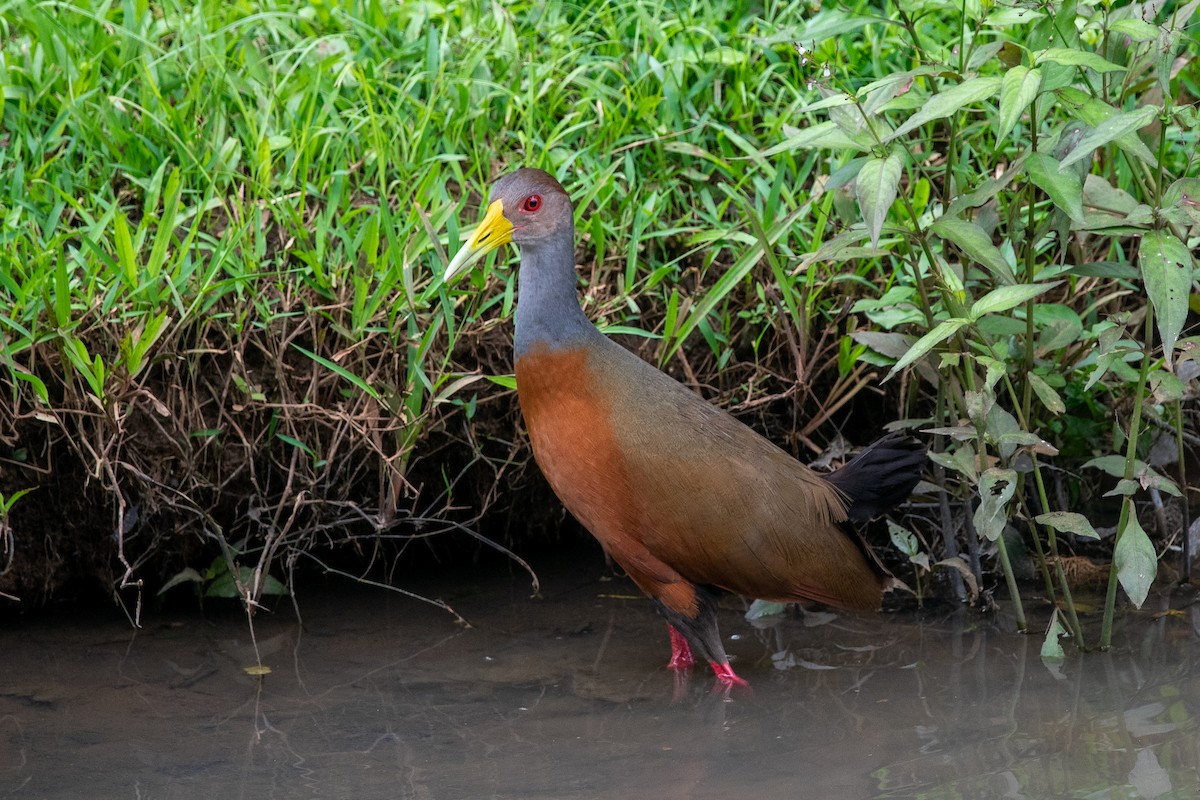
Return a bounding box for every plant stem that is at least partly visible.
[1101,303,1155,649]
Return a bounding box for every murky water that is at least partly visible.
[3,551,1200,799]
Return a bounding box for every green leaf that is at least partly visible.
[1140,230,1193,369]
[1084,456,1182,496]
[13,371,49,404]
[928,442,979,483]
[668,204,806,359]
[1108,18,1160,42]
[1151,369,1186,403]
[974,468,1018,542]
[856,151,903,248]
[969,282,1059,320]
[1026,151,1083,222]
[260,574,289,596]
[1035,48,1127,73]
[158,567,204,596]
[885,76,1002,143]
[1041,610,1069,661]
[1057,106,1158,172]
[1059,93,1158,166]
[996,431,1056,449]
[745,599,789,620]
[487,375,518,390]
[760,121,867,155]
[946,157,1026,217]
[1028,372,1066,414]
[146,166,180,280]
[1105,478,1141,498]
[1032,304,1084,350]
[293,344,382,402]
[53,251,71,329]
[1082,455,1132,477]
[1034,511,1099,539]
[887,520,921,558]
[886,317,968,378]
[997,66,1042,143]
[1114,505,1156,608]
[931,217,1015,282]
[1163,177,1200,225]
[114,212,138,287]
[205,567,241,598]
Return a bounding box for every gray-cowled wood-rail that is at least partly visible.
[444,168,925,686]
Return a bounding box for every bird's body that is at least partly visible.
[445,168,925,685]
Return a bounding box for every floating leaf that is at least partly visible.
[1027,151,1083,222]
[1114,505,1156,608]
[885,76,1002,143]
[1041,609,1069,661]
[1140,230,1193,370]
[746,599,790,620]
[856,151,904,248]
[997,66,1042,143]
[244,665,272,676]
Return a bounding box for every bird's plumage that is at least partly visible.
[446,167,925,684]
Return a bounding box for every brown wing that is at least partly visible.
[588,340,887,610]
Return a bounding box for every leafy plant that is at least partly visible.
[763,0,1199,649]
[160,552,289,602]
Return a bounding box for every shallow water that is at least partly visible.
[3,553,1200,800]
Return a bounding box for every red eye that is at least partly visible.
[520,194,542,213]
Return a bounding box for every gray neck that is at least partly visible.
[513,227,600,358]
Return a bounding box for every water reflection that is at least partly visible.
[2,564,1199,799]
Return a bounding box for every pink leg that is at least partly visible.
[667,625,695,670]
[709,661,749,687]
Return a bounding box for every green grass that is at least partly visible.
[1,0,1198,641]
[1,0,863,610]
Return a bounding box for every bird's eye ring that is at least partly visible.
[520,195,542,213]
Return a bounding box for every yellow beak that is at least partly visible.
[443,199,514,282]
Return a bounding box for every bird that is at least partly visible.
[443,167,925,686]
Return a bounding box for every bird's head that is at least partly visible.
[443,168,572,282]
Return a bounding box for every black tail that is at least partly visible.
[823,432,925,523]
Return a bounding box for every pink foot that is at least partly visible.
[709,661,749,687]
[667,625,695,670]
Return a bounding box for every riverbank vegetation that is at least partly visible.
[2,0,1198,649]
